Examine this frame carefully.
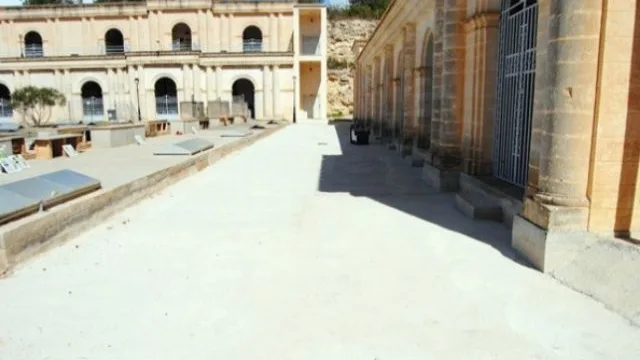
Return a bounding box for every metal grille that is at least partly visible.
[0,98,12,122]
[156,96,179,121]
[492,0,538,188]
[82,97,105,122]
[243,40,263,53]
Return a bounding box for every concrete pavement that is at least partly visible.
[0,123,638,359]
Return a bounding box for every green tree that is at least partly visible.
[11,86,66,127]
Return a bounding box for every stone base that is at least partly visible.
[455,192,503,221]
[421,162,460,192]
[458,173,523,228]
[512,214,594,273]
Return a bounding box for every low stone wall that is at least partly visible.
[91,124,145,148]
[171,120,201,134]
[0,124,286,274]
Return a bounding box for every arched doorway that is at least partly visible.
[492,0,538,188]
[232,79,255,119]
[172,23,192,51]
[105,28,124,55]
[394,50,405,139]
[155,77,178,121]
[81,81,104,122]
[242,26,263,52]
[0,84,12,123]
[418,34,434,150]
[24,31,43,57]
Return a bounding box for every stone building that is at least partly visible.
[353,0,640,272]
[0,0,327,124]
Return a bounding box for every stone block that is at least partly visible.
[523,198,589,231]
[512,214,595,273]
[421,162,459,192]
[455,192,502,221]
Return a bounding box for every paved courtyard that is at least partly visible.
[0,123,639,359]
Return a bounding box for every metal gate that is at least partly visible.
[156,95,179,121]
[492,0,538,188]
[82,97,104,122]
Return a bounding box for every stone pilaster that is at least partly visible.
[437,0,466,168]
[461,12,500,176]
[514,0,604,273]
[373,56,382,127]
[430,0,445,155]
[366,64,373,121]
[383,44,394,140]
[402,23,417,150]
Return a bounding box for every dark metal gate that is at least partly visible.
[492,0,538,188]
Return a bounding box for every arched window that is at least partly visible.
[105,29,125,55]
[243,26,263,53]
[0,84,12,123]
[232,79,255,119]
[81,81,104,122]
[172,23,192,51]
[24,31,43,57]
[155,77,179,120]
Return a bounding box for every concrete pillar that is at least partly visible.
[461,12,500,176]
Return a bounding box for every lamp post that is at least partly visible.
[292,75,297,124]
[134,77,142,122]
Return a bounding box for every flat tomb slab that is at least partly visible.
[153,138,214,156]
[220,131,253,138]
[0,169,101,225]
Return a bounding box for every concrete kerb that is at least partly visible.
[0,124,287,275]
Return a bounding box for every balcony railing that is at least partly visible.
[24,44,43,58]
[243,39,263,53]
[105,44,127,55]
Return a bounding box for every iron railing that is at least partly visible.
[24,44,43,57]
[243,39,263,52]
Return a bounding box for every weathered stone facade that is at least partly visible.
[353,0,640,273]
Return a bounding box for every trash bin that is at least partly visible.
[349,124,370,145]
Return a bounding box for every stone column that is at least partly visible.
[430,0,445,154]
[437,0,466,167]
[155,11,162,50]
[402,23,417,149]
[461,12,500,176]
[272,65,279,118]
[206,66,215,103]
[366,64,373,121]
[373,56,381,127]
[384,45,394,138]
[197,9,206,51]
[215,66,223,99]
[269,13,277,52]
[228,14,234,52]
[277,13,283,51]
[263,65,272,118]
[183,64,192,102]
[514,0,604,273]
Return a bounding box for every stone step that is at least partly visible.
[455,191,503,222]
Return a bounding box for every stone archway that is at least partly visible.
[232,79,256,119]
[242,26,263,52]
[172,23,192,51]
[105,28,125,54]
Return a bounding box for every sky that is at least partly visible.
[0,0,350,6]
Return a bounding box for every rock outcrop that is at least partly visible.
[327,19,377,118]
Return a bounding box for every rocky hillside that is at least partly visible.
[327,19,378,118]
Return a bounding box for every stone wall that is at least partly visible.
[327,19,377,117]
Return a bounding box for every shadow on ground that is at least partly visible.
[317,122,527,266]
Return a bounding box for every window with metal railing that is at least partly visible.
[24,31,44,58]
[243,26,263,53]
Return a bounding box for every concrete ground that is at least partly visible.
[0,123,639,360]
